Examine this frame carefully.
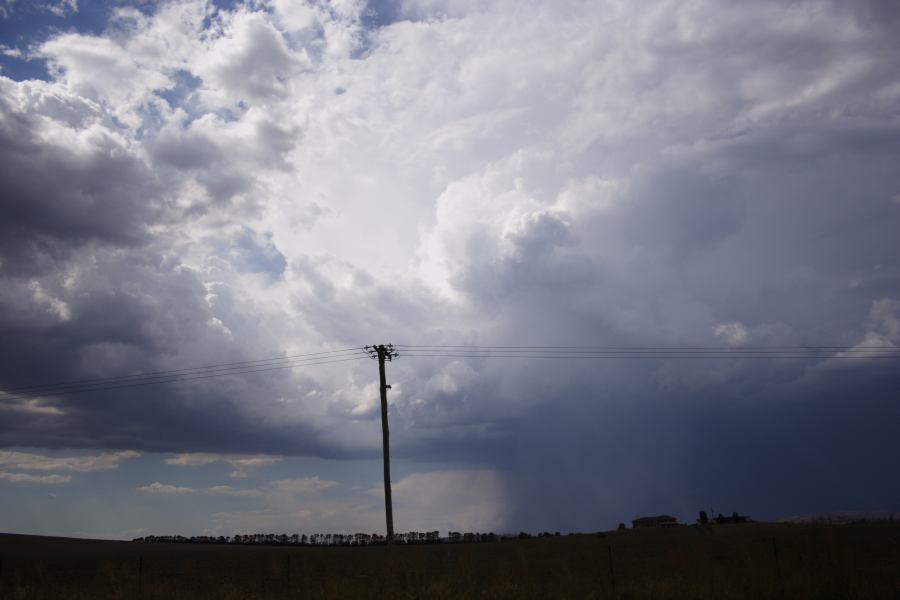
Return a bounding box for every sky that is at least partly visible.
[1,0,899,540]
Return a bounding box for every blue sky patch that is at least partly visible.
[0,0,114,80]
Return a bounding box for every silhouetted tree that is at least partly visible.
[699,510,709,524]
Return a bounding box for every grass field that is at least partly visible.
[1,522,899,599]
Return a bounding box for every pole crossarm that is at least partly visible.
[364,344,399,361]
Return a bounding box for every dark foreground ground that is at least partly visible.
[1,522,899,599]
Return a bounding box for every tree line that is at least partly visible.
[133,531,508,546]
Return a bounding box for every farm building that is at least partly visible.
[632,515,678,528]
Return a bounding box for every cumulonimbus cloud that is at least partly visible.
[1,0,899,532]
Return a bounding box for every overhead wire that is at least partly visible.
[0,349,368,400]
[397,353,899,359]
[2,343,897,402]
[2,347,365,395]
[394,344,900,360]
[394,344,900,351]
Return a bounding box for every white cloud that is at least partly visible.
[209,469,506,535]
[842,298,900,353]
[136,482,196,494]
[868,298,900,343]
[208,504,373,535]
[44,0,77,18]
[0,450,139,472]
[135,481,263,498]
[29,280,72,321]
[0,398,64,416]
[271,476,339,494]
[0,0,78,19]
[270,0,318,33]
[370,470,507,533]
[0,44,22,58]
[193,10,308,107]
[165,453,282,478]
[0,471,72,484]
[206,485,264,497]
[38,33,169,127]
[713,322,750,346]
[271,0,365,58]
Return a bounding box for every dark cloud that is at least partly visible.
[149,126,222,171]
[0,92,163,276]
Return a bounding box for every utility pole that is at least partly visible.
[365,343,398,545]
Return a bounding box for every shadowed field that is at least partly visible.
[1,522,898,599]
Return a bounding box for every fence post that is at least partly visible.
[607,544,616,594]
[286,553,291,598]
[772,538,784,599]
[138,555,143,596]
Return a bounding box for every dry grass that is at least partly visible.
[1,522,898,599]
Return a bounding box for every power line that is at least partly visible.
[398,352,900,359]
[395,344,900,361]
[395,349,900,355]
[0,355,367,401]
[0,353,368,401]
[395,344,900,351]
[394,344,900,359]
[2,343,897,402]
[0,348,366,396]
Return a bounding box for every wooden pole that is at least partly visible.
[377,344,395,545]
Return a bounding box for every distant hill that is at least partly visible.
[0,532,135,554]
